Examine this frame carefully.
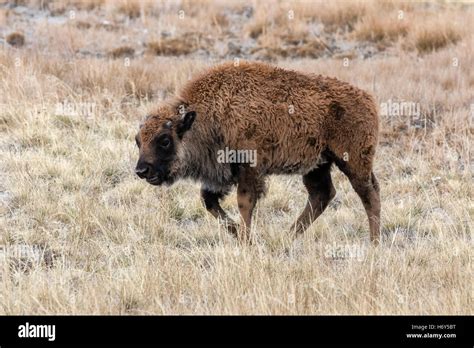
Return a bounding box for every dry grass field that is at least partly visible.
[0,0,472,314]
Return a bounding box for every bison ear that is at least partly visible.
[176,111,196,138]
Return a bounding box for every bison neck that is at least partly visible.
[179,126,236,192]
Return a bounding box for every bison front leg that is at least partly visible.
[200,187,238,237]
[236,167,263,244]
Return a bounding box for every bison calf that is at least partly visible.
[135,61,381,244]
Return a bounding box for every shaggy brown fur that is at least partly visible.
[135,61,380,244]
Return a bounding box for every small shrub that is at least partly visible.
[6,32,25,47]
[413,23,461,53]
[147,34,209,56]
[110,46,135,59]
[354,16,409,43]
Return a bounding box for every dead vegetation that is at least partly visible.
[353,14,409,43]
[147,36,199,56]
[110,46,135,59]
[2,0,469,60]
[412,18,462,53]
[6,32,25,47]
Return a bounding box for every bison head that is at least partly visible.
[135,105,196,186]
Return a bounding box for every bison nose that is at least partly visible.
[135,162,150,179]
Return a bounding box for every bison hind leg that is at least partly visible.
[333,158,381,244]
[348,171,381,244]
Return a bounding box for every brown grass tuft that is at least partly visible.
[147,39,194,56]
[114,0,142,19]
[315,1,367,32]
[6,32,25,47]
[147,34,210,56]
[292,40,328,58]
[353,15,409,43]
[412,20,461,53]
[124,65,156,100]
[75,20,92,30]
[110,46,135,59]
[212,11,229,28]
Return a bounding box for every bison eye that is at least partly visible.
[135,135,141,148]
[160,137,171,148]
